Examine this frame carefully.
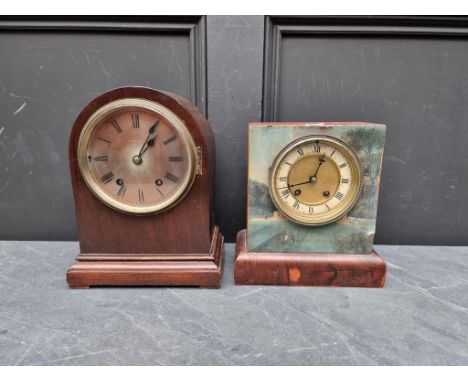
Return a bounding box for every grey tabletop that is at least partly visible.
[0,241,467,366]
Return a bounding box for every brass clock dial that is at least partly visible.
[77,98,197,215]
[269,136,362,226]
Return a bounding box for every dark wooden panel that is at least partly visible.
[206,16,264,242]
[1,16,467,246]
[263,16,468,245]
[0,16,206,240]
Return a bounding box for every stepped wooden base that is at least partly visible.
[234,229,385,287]
[67,227,224,288]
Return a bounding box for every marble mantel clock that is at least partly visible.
[66,87,223,288]
[235,122,387,287]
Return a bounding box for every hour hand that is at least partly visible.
[146,136,156,149]
[137,120,159,157]
[140,136,157,157]
[312,153,326,177]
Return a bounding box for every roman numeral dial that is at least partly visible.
[78,101,196,215]
[165,171,179,183]
[270,136,362,226]
[100,171,114,184]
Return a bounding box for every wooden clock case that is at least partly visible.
[66,87,223,288]
[235,232,385,287]
[235,122,386,288]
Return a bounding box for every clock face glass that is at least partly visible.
[77,98,196,215]
[269,136,362,226]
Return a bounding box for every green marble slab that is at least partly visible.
[247,122,386,254]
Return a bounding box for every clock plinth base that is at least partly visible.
[67,226,224,288]
[234,229,385,287]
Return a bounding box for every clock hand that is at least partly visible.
[139,136,157,157]
[287,180,313,188]
[281,154,328,189]
[137,120,159,157]
[286,154,327,188]
[312,154,326,178]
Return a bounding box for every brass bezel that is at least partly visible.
[77,98,197,215]
[269,135,362,226]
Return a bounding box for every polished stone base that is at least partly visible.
[0,241,467,365]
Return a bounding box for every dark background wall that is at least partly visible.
[0,16,467,245]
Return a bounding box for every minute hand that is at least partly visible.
[137,120,159,157]
[288,180,313,188]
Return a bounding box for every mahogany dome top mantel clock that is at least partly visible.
[66,87,223,288]
[235,122,387,287]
